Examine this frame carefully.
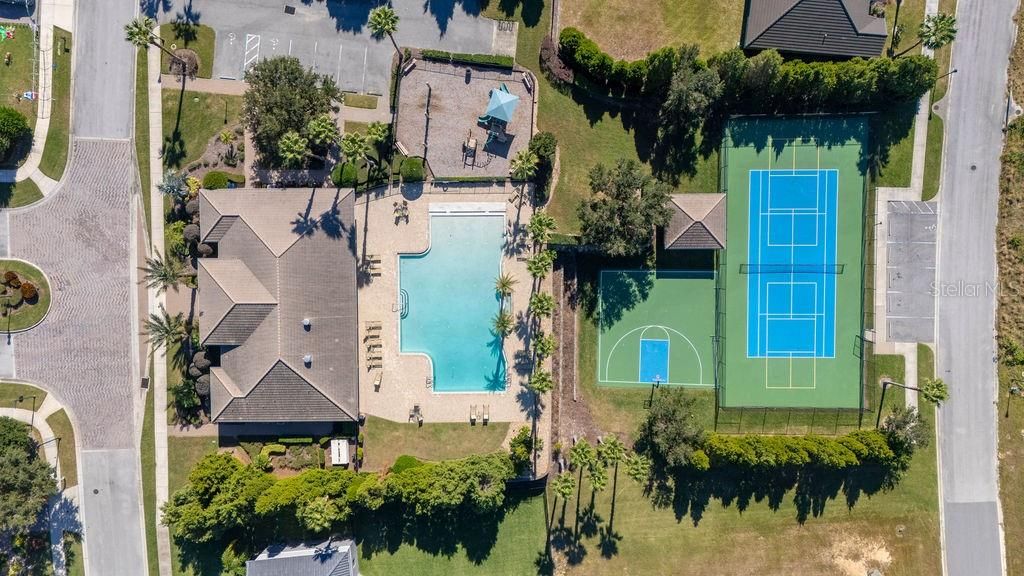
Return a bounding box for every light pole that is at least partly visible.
[15,394,36,428]
[937,68,958,81]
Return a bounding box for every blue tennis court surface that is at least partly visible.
[639,338,669,383]
[747,169,838,358]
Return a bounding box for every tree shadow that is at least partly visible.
[324,0,374,33]
[139,0,174,18]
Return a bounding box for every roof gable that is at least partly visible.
[664,194,726,250]
[743,0,887,58]
[214,360,356,422]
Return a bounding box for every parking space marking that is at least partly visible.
[244,34,261,72]
[289,39,293,55]
[312,40,319,70]
[337,43,343,84]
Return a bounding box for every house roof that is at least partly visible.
[742,0,887,58]
[246,540,357,576]
[663,194,726,250]
[198,188,359,424]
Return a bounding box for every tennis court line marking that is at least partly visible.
[602,324,704,386]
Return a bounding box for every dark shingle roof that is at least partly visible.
[246,540,357,576]
[743,0,887,58]
[198,188,359,424]
[664,194,727,250]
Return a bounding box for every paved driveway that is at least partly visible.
[156,0,508,94]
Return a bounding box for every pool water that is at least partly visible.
[399,211,507,392]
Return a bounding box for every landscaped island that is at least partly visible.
[0,260,50,331]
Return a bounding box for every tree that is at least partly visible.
[141,250,188,294]
[526,250,556,280]
[920,377,949,406]
[659,46,723,127]
[243,56,340,163]
[0,107,29,160]
[569,439,596,474]
[533,332,556,360]
[588,462,608,495]
[0,417,56,536]
[510,149,539,181]
[509,426,540,475]
[278,130,310,168]
[577,160,672,257]
[158,169,187,199]
[494,273,517,302]
[597,436,626,469]
[552,471,576,507]
[897,13,957,56]
[527,212,557,246]
[492,311,514,338]
[881,406,931,467]
[297,496,338,534]
[529,292,555,319]
[528,370,554,394]
[143,305,186,351]
[307,114,340,150]
[124,16,182,67]
[635,387,707,471]
[623,452,652,485]
[366,121,390,147]
[368,6,401,57]
[341,131,374,168]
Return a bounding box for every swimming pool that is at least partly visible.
[399,205,507,392]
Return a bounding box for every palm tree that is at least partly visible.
[529,292,555,319]
[527,211,557,246]
[143,305,186,351]
[623,452,652,485]
[278,130,310,168]
[495,272,517,303]
[368,6,401,57]
[552,471,576,521]
[492,311,514,338]
[920,377,949,405]
[510,149,539,181]
[307,114,340,150]
[568,438,595,535]
[124,16,183,67]
[140,250,188,294]
[528,370,554,394]
[896,13,957,57]
[597,436,626,470]
[887,0,904,56]
[527,250,555,280]
[366,121,390,147]
[533,332,556,360]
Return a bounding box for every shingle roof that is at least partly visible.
[663,194,727,250]
[743,0,887,58]
[198,188,359,424]
[246,540,357,576]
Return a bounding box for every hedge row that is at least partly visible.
[202,170,244,190]
[420,49,515,69]
[699,430,896,472]
[558,27,675,95]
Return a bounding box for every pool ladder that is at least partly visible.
[397,289,409,319]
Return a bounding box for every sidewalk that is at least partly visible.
[148,45,173,576]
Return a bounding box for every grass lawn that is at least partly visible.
[870,104,917,188]
[38,28,72,181]
[922,113,944,200]
[343,92,379,109]
[141,386,160,576]
[0,381,46,410]
[358,494,547,575]
[0,259,51,331]
[0,179,42,208]
[0,24,37,133]
[362,415,509,471]
[160,23,215,79]
[558,0,744,59]
[162,88,243,169]
[344,120,368,134]
[65,533,85,576]
[169,436,219,576]
[136,48,152,232]
[46,409,77,488]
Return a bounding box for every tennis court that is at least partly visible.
[720,117,867,408]
[598,270,715,387]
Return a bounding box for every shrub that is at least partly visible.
[278,437,314,445]
[166,221,188,260]
[391,455,424,474]
[419,49,514,69]
[528,132,557,203]
[251,454,272,472]
[4,286,22,308]
[331,162,358,188]
[240,441,264,461]
[283,445,319,470]
[195,374,210,397]
[183,224,201,244]
[3,271,18,285]
[202,171,229,190]
[19,282,36,301]
[357,432,364,445]
[356,446,364,462]
[0,107,29,159]
[261,443,286,457]
[400,157,425,183]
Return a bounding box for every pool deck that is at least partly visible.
[355,182,552,475]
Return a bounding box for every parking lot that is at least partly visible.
[887,200,938,343]
[158,0,513,96]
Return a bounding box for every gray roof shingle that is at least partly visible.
[743,0,887,58]
[199,188,359,424]
[246,540,357,576]
[664,194,727,250]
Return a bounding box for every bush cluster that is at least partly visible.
[558,27,938,111]
[528,132,557,204]
[390,454,424,474]
[19,282,36,301]
[400,157,425,183]
[260,443,286,457]
[419,49,515,69]
[701,430,896,472]
[331,162,358,188]
[0,107,29,160]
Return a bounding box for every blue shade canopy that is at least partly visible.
[485,89,519,123]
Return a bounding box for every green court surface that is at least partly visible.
[719,116,868,409]
[598,270,715,387]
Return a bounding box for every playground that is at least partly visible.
[597,270,715,388]
[0,23,37,159]
[720,116,868,409]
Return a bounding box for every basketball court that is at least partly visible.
[598,270,715,388]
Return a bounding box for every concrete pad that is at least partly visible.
[80,449,146,576]
[885,202,937,343]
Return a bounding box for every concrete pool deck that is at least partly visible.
[355,181,551,474]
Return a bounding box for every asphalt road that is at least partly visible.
[936,1,1020,574]
[72,0,135,139]
[154,0,501,93]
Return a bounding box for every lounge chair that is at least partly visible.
[366,321,382,331]
[470,405,477,425]
[373,372,383,391]
[366,354,383,362]
[367,254,382,264]
[366,342,382,351]
[364,333,380,342]
[368,362,383,371]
